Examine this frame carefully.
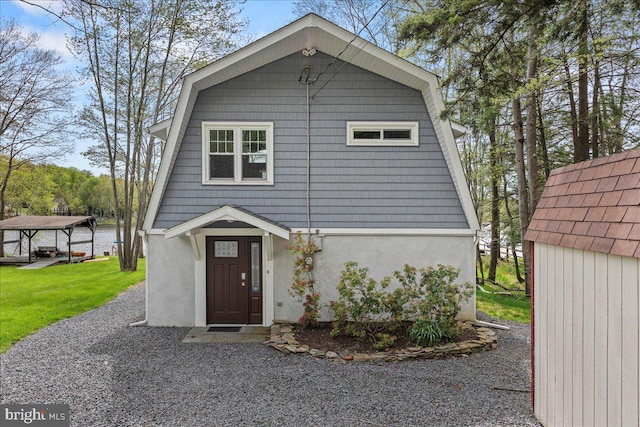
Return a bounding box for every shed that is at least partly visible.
[525,149,640,426]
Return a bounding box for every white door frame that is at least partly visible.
[193,228,274,326]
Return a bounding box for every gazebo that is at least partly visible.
[0,216,97,264]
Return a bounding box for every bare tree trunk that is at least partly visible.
[525,21,539,217]
[477,244,485,285]
[577,0,590,162]
[591,58,601,158]
[488,118,500,282]
[513,97,531,294]
[537,96,551,179]
[512,244,523,283]
[562,49,579,157]
[503,167,524,284]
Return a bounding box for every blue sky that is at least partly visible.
[0,0,297,174]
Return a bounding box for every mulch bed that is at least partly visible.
[293,322,478,353]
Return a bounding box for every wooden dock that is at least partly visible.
[0,255,94,268]
[18,258,63,269]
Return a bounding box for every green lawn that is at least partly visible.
[0,257,145,353]
[476,256,531,323]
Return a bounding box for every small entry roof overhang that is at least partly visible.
[164,205,291,240]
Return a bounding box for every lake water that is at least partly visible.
[3,227,124,256]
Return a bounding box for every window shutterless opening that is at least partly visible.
[202,122,274,185]
[347,122,419,146]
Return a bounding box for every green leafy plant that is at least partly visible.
[330,262,473,349]
[330,261,399,348]
[396,264,473,346]
[373,333,397,350]
[408,317,444,347]
[287,232,320,327]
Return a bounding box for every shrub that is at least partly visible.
[395,264,473,345]
[287,232,321,327]
[330,262,473,348]
[330,262,399,347]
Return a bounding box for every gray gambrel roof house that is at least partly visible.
[141,14,480,328]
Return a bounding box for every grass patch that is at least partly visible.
[0,257,145,353]
[476,256,531,323]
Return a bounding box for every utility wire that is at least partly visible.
[310,0,392,97]
[311,0,414,99]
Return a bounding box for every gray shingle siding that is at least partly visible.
[153,52,469,229]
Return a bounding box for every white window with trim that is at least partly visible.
[202,122,274,185]
[347,122,419,146]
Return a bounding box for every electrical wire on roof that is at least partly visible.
[308,0,392,94]
[311,0,412,99]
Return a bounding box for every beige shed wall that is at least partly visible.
[533,242,639,427]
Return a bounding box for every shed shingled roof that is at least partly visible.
[525,149,640,258]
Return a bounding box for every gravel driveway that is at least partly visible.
[1,283,540,426]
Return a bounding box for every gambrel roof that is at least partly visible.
[526,149,640,258]
[143,14,479,233]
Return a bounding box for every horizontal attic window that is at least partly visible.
[347,122,419,146]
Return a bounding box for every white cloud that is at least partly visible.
[35,27,75,61]
[8,1,77,64]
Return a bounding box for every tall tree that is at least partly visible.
[0,19,74,256]
[63,0,245,271]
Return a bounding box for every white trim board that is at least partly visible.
[290,228,477,237]
[164,205,290,240]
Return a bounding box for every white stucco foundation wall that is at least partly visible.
[146,233,195,326]
[272,234,477,323]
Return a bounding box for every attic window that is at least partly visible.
[202,122,273,185]
[347,122,419,146]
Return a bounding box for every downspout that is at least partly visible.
[299,65,316,239]
[306,78,311,237]
[129,229,148,327]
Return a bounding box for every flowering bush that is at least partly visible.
[287,232,320,327]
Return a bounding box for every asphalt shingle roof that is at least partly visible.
[525,149,640,258]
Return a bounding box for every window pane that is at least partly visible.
[242,155,267,179]
[384,129,411,140]
[215,241,238,258]
[353,130,381,140]
[209,129,234,154]
[210,155,234,179]
[251,242,260,293]
[258,130,266,142]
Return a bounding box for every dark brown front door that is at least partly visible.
[206,236,262,324]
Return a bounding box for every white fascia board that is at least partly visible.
[291,228,477,237]
[164,206,290,240]
[143,77,197,231]
[147,118,172,141]
[420,84,480,233]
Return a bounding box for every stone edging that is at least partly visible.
[264,322,498,362]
